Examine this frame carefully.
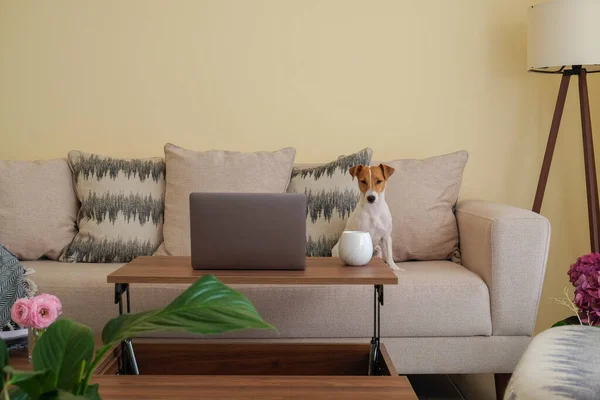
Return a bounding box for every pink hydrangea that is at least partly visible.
[568,253,600,326]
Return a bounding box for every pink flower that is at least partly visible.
[11,298,33,327]
[36,294,62,314]
[29,294,62,329]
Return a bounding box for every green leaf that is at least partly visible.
[552,315,582,327]
[39,389,89,399]
[7,387,32,400]
[4,366,55,398]
[102,275,275,344]
[32,319,95,392]
[83,384,100,400]
[0,339,8,391]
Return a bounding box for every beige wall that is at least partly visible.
[1,0,597,332]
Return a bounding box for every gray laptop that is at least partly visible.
[190,193,306,270]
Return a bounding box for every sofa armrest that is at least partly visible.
[456,200,551,336]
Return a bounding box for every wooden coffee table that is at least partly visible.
[105,256,415,399]
[10,340,416,399]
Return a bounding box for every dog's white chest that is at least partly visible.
[346,201,392,245]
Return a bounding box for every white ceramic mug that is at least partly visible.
[338,231,373,266]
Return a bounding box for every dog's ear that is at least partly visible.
[379,164,395,179]
[349,164,364,180]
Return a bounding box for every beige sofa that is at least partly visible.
[0,154,550,392]
[23,198,550,377]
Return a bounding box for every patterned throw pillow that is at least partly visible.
[287,148,372,257]
[0,245,37,330]
[61,151,166,263]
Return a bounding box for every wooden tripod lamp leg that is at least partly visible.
[578,69,600,253]
[532,74,571,213]
[495,373,511,400]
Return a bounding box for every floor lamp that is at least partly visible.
[529,0,600,252]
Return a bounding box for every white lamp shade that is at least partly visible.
[528,0,600,70]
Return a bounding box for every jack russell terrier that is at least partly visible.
[332,164,403,271]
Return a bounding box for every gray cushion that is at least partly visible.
[506,326,600,400]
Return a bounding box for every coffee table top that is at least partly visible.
[107,256,398,285]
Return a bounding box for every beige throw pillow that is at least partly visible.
[382,151,468,262]
[157,143,296,256]
[0,159,78,260]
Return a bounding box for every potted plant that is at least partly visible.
[0,275,274,399]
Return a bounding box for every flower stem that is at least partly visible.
[2,386,9,400]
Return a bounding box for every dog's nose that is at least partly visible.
[367,195,376,203]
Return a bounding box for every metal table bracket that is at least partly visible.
[114,283,139,375]
[368,284,384,376]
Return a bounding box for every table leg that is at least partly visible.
[114,283,140,375]
[368,285,383,376]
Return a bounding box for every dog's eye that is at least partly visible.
[376,180,383,184]
[360,180,367,184]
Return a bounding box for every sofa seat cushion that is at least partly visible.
[23,260,491,337]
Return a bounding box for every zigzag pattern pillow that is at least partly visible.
[0,245,35,329]
[287,148,372,257]
[61,151,165,263]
